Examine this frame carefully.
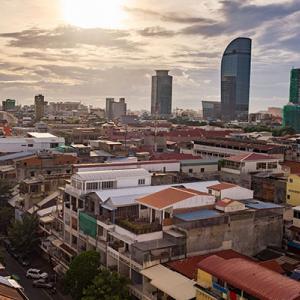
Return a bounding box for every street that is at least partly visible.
[4,250,68,300]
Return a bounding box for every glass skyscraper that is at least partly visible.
[283,68,300,133]
[151,70,173,116]
[221,37,252,121]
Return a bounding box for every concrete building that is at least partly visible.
[0,132,65,154]
[193,138,286,160]
[251,173,287,204]
[151,70,173,116]
[286,174,300,206]
[34,94,47,121]
[207,182,253,200]
[221,153,282,188]
[105,98,127,121]
[202,101,221,121]
[221,37,252,121]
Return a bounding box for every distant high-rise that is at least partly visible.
[221,37,252,121]
[202,101,221,121]
[2,99,16,111]
[289,68,300,104]
[105,97,127,121]
[283,68,300,133]
[34,94,47,121]
[151,70,172,116]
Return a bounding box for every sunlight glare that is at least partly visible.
[62,0,126,29]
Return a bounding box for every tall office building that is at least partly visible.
[289,68,300,104]
[2,99,16,111]
[202,101,221,121]
[34,94,47,121]
[221,37,252,121]
[106,97,127,121]
[151,70,172,116]
[283,68,300,133]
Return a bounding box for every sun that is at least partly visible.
[61,0,126,29]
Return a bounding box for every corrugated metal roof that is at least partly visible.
[137,187,210,210]
[0,151,35,161]
[73,168,150,181]
[240,199,283,210]
[93,180,220,202]
[198,255,300,300]
[141,264,195,300]
[175,209,220,221]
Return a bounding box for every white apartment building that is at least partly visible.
[0,132,65,153]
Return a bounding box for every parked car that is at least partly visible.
[26,269,48,279]
[32,279,54,289]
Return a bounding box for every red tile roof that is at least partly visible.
[151,153,197,161]
[281,161,300,174]
[166,249,252,280]
[207,182,237,191]
[226,153,276,162]
[215,198,236,207]
[198,256,300,300]
[137,187,209,210]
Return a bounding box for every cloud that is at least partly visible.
[124,6,214,24]
[181,0,300,36]
[0,26,141,51]
[138,26,175,37]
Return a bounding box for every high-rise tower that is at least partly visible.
[151,70,172,116]
[221,37,252,121]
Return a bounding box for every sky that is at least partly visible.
[0,0,299,112]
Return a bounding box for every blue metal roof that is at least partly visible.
[241,199,283,210]
[175,209,220,221]
[0,151,35,161]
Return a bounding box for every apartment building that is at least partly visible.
[38,162,286,300]
[221,153,282,188]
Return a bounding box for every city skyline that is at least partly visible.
[0,0,300,111]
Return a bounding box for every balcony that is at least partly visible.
[116,218,162,235]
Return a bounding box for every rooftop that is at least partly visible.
[226,153,277,162]
[207,182,237,191]
[137,187,210,210]
[241,199,283,210]
[27,132,57,138]
[198,255,300,300]
[73,168,150,182]
[174,209,220,222]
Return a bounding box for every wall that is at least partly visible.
[287,174,300,206]
[181,211,283,256]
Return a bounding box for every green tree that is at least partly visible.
[8,213,39,255]
[64,251,100,300]
[82,269,131,300]
[0,207,14,234]
[0,179,12,198]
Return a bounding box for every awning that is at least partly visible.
[141,264,195,300]
[289,226,300,233]
[40,215,54,224]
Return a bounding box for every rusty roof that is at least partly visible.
[166,249,252,280]
[207,182,237,191]
[198,256,300,300]
[137,187,209,210]
[225,153,277,162]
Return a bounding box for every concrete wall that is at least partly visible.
[181,211,283,256]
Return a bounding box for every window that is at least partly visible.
[28,144,33,147]
[294,210,300,219]
[138,179,145,185]
[30,171,35,177]
[256,162,266,170]
[50,143,59,148]
[140,205,148,210]
[201,168,205,173]
[290,178,294,183]
[102,181,114,190]
[287,194,290,200]
[86,182,99,190]
[189,168,193,173]
[47,171,51,175]
[267,162,277,169]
